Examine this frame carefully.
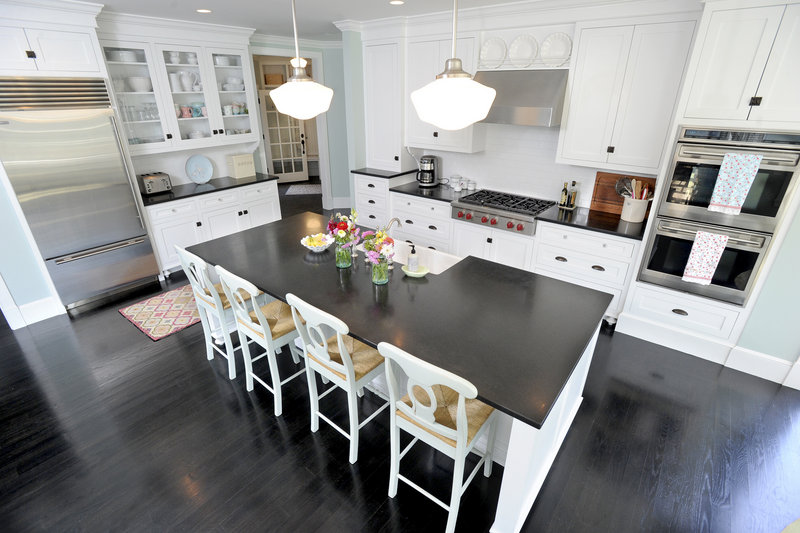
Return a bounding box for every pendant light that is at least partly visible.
[269,0,333,120]
[410,0,496,131]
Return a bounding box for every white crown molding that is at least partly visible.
[0,0,102,27]
[250,33,342,50]
[333,20,363,33]
[97,12,255,45]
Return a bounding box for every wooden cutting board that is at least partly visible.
[590,172,656,215]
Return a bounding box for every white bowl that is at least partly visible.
[215,56,231,66]
[222,83,245,92]
[301,233,334,253]
[109,50,137,62]
[188,131,205,139]
[126,76,152,92]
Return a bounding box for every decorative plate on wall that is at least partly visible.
[185,155,213,184]
[480,37,507,69]
[540,32,573,67]
[508,35,539,68]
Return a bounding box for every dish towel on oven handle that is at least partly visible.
[682,231,729,286]
[708,152,763,215]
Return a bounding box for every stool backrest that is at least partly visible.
[286,293,352,379]
[214,266,263,337]
[175,246,224,311]
[378,342,477,447]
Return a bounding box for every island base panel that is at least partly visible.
[490,325,599,533]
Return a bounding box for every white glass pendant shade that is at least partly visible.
[411,76,496,131]
[270,77,333,120]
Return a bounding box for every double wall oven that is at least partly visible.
[640,128,800,305]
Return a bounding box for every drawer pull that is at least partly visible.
[672,309,688,316]
[428,225,437,230]
[405,240,413,244]
[369,215,376,219]
[555,256,567,262]
[591,265,605,272]
[428,246,437,250]
[368,199,375,204]
[367,183,375,188]
[405,219,413,224]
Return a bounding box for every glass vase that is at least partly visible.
[371,257,389,285]
[335,243,352,268]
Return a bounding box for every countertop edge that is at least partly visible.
[351,167,418,179]
[141,173,278,206]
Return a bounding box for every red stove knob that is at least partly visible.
[490,218,498,225]
[481,216,488,223]
[507,221,514,229]
[457,211,464,218]
[516,223,524,231]
[465,213,473,220]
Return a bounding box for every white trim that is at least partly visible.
[333,20,363,33]
[250,33,342,50]
[783,362,800,390]
[18,296,65,325]
[0,273,25,330]
[97,12,254,44]
[249,44,334,210]
[725,346,794,384]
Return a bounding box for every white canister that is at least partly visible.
[620,197,651,223]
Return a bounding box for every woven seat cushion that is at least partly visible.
[199,283,255,310]
[397,384,494,447]
[237,300,297,340]
[307,335,383,381]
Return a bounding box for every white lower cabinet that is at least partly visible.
[389,193,453,252]
[452,222,534,271]
[353,173,416,229]
[532,222,639,319]
[145,180,280,273]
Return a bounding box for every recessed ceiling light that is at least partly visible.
[389,1,404,5]
[196,8,212,14]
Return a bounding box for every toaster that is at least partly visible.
[137,172,172,195]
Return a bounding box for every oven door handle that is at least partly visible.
[659,225,765,249]
[680,148,798,166]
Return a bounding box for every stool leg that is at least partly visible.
[347,386,360,464]
[288,336,301,365]
[220,316,236,379]
[197,307,214,361]
[240,333,255,392]
[484,415,497,477]
[306,365,319,432]
[446,453,466,533]
[268,348,283,416]
[388,419,400,498]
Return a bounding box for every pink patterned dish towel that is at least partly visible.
[682,231,729,286]
[708,152,763,214]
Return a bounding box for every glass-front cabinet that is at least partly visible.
[103,42,170,151]
[101,41,259,154]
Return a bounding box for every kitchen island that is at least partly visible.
[188,212,611,533]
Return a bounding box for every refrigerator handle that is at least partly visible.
[108,115,145,230]
[54,237,146,264]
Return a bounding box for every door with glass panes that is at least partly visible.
[260,89,308,183]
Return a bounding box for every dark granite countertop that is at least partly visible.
[141,172,278,206]
[535,206,647,240]
[389,182,468,203]
[351,167,417,179]
[188,212,611,428]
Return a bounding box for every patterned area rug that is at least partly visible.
[119,285,200,341]
[285,184,322,195]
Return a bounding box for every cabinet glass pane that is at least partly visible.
[104,46,167,148]
[162,48,214,141]
[210,52,253,137]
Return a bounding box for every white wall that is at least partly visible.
[422,124,630,207]
[131,144,260,186]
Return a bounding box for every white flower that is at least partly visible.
[337,229,346,238]
[381,243,394,257]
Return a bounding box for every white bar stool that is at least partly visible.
[215,266,304,416]
[175,246,248,380]
[377,341,498,533]
[286,293,390,464]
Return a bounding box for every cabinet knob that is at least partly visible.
[238,211,243,216]
[394,156,399,161]
[243,209,248,214]
[672,309,688,316]
[487,238,493,244]
[555,256,567,262]
[433,131,439,138]
[196,221,202,227]
[26,50,36,59]
[606,146,615,153]
[166,133,173,139]
[749,96,763,106]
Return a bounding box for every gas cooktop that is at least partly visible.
[451,189,556,236]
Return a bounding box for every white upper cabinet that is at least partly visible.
[558,20,695,174]
[363,41,414,171]
[405,37,485,153]
[0,26,100,74]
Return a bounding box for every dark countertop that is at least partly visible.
[187,212,611,428]
[389,182,468,203]
[141,172,278,206]
[535,206,647,240]
[351,167,417,179]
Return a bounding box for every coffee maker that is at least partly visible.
[417,155,439,188]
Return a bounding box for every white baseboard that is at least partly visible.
[784,362,800,390]
[18,296,65,325]
[331,196,353,209]
[725,346,793,385]
[0,275,25,330]
[616,312,732,365]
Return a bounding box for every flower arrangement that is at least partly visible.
[328,210,361,268]
[362,228,395,284]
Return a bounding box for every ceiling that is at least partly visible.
[96,0,525,41]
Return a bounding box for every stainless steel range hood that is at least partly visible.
[473,69,568,127]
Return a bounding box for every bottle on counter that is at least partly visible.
[407,244,419,272]
[569,181,578,208]
[559,181,569,207]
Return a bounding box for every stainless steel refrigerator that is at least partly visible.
[0,77,158,308]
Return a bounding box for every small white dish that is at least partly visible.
[540,32,572,67]
[185,154,213,184]
[480,37,507,69]
[508,35,539,68]
[401,265,430,278]
[301,233,334,253]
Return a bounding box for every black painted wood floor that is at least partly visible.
[1,277,799,532]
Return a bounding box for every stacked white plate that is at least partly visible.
[222,83,245,91]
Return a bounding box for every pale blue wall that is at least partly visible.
[738,210,800,363]
[0,184,51,305]
[341,30,365,202]
[321,47,350,198]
